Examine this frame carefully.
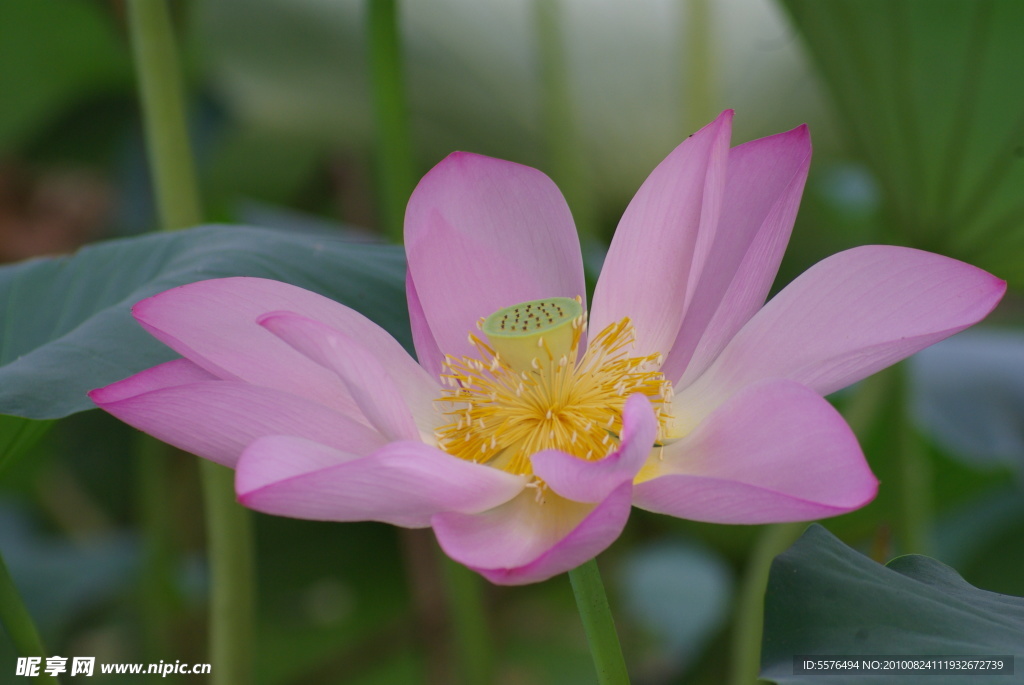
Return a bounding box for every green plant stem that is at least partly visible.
[127,0,201,231]
[135,434,178,660]
[127,2,255,683]
[200,462,256,685]
[366,3,499,680]
[844,365,932,557]
[0,417,58,680]
[0,551,60,684]
[534,0,595,242]
[681,0,715,134]
[890,365,932,556]
[367,0,415,242]
[568,558,630,685]
[440,557,493,685]
[729,522,805,685]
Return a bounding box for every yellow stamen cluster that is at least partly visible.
[434,310,673,477]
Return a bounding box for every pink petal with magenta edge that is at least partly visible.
[90,364,385,467]
[131,277,424,417]
[590,111,732,361]
[666,124,811,384]
[530,393,658,503]
[673,246,1007,429]
[432,482,634,585]
[404,152,586,364]
[258,311,437,440]
[236,437,525,528]
[406,270,445,378]
[634,379,877,523]
[89,358,217,402]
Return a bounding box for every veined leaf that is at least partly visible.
[782,0,1024,285]
[761,525,1024,684]
[0,225,409,420]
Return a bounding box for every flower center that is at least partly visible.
[435,297,673,476]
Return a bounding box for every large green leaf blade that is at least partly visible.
[761,525,1024,684]
[0,225,409,420]
[782,0,1024,285]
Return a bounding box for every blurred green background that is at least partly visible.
[1,0,1022,683]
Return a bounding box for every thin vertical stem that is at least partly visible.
[728,522,805,685]
[0,552,61,684]
[568,558,630,685]
[681,0,715,134]
[367,0,416,242]
[440,557,494,685]
[199,462,256,685]
[127,0,201,231]
[366,4,498,682]
[890,365,932,556]
[135,433,177,660]
[0,417,58,681]
[847,365,932,557]
[534,0,595,241]
[127,2,255,683]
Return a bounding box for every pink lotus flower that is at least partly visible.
[90,111,1005,585]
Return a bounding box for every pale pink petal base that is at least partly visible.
[590,111,732,360]
[237,437,526,528]
[674,246,1007,428]
[634,379,877,523]
[90,363,385,467]
[432,394,656,585]
[405,152,586,363]
[432,482,634,585]
[258,311,433,440]
[132,277,426,415]
[667,124,812,383]
[406,271,445,378]
[531,393,657,503]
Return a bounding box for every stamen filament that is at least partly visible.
[434,313,672,477]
